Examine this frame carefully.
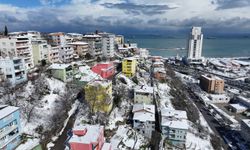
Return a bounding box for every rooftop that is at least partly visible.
[68,42,88,45]
[134,85,154,94]
[123,57,136,61]
[229,103,248,110]
[48,64,71,70]
[83,34,101,38]
[161,108,187,120]
[161,119,189,130]
[0,105,19,119]
[242,119,250,128]
[69,125,103,144]
[132,103,155,114]
[201,74,223,81]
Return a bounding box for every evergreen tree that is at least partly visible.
[4,25,8,36]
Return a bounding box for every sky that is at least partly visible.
[1,0,250,36]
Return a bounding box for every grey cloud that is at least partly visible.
[214,0,250,9]
[102,2,178,15]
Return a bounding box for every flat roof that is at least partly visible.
[161,119,189,130]
[48,64,71,70]
[229,103,248,110]
[132,103,155,114]
[201,74,223,80]
[68,42,88,45]
[242,119,250,128]
[134,85,154,94]
[161,108,187,119]
[69,125,103,144]
[0,105,19,119]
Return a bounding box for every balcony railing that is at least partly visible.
[0,132,19,149]
[0,125,18,139]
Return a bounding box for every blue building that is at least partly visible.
[0,105,21,150]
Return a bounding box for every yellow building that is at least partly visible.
[84,80,113,113]
[122,57,137,77]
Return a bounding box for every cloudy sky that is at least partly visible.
[1,0,250,35]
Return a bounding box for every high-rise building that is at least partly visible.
[187,27,204,64]
[98,32,115,58]
[122,57,137,77]
[82,34,102,59]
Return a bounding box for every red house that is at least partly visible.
[68,125,112,150]
[91,62,115,79]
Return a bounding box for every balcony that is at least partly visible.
[16,44,29,48]
[0,125,18,139]
[0,132,19,149]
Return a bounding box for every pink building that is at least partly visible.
[91,62,115,79]
[68,125,112,150]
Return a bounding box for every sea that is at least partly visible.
[126,36,250,58]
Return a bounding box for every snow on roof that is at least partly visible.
[83,34,101,38]
[124,57,136,61]
[209,94,228,99]
[0,105,19,119]
[102,143,112,150]
[48,64,71,70]
[161,119,189,130]
[237,96,250,103]
[229,103,248,110]
[79,66,102,82]
[201,74,223,80]
[87,79,111,87]
[153,61,164,65]
[242,119,250,128]
[233,60,250,66]
[68,42,88,45]
[153,68,166,73]
[133,104,155,122]
[161,108,187,119]
[134,85,154,94]
[69,125,103,144]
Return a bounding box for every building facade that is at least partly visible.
[0,105,21,150]
[134,85,154,104]
[84,80,113,113]
[0,37,17,58]
[98,33,115,58]
[122,57,137,77]
[48,32,67,46]
[0,57,27,85]
[161,109,188,147]
[48,64,73,82]
[82,34,102,59]
[48,46,60,63]
[59,45,74,63]
[32,40,50,66]
[68,42,89,58]
[132,104,155,138]
[91,62,115,79]
[200,74,224,94]
[187,27,204,64]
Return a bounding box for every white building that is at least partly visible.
[0,57,27,85]
[134,85,154,104]
[187,27,204,64]
[48,32,67,46]
[132,104,155,138]
[229,104,248,114]
[208,94,230,103]
[59,45,74,63]
[240,119,250,142]
[98,32,115,58]
[161,108,188,147]
[49,46,60,63]
[82,34,102,58]
[0,37,17,58]
[237,96,250,108]
[139,48,149,58]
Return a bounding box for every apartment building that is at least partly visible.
[200,74,224,94]
[67,125,112,150]
[115,35,124,45]
[161,108,188,147]
[48,46,60,63]
[0,57,27,85]
[0,105,21,150]
[59,45,74,63]
[0,37,17,58]
[84,80,113,113]
[132,104,155,138]
[48,32,67,46]
[91,62,115,79]
[122,57,137,77]
[68,42,89,58]
[134,85,154,104]
[82,34,102,58]
[98,32,115,58]
[32,40,50,66]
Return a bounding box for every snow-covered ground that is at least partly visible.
[16,138,40,150]
[157,83,173,109]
